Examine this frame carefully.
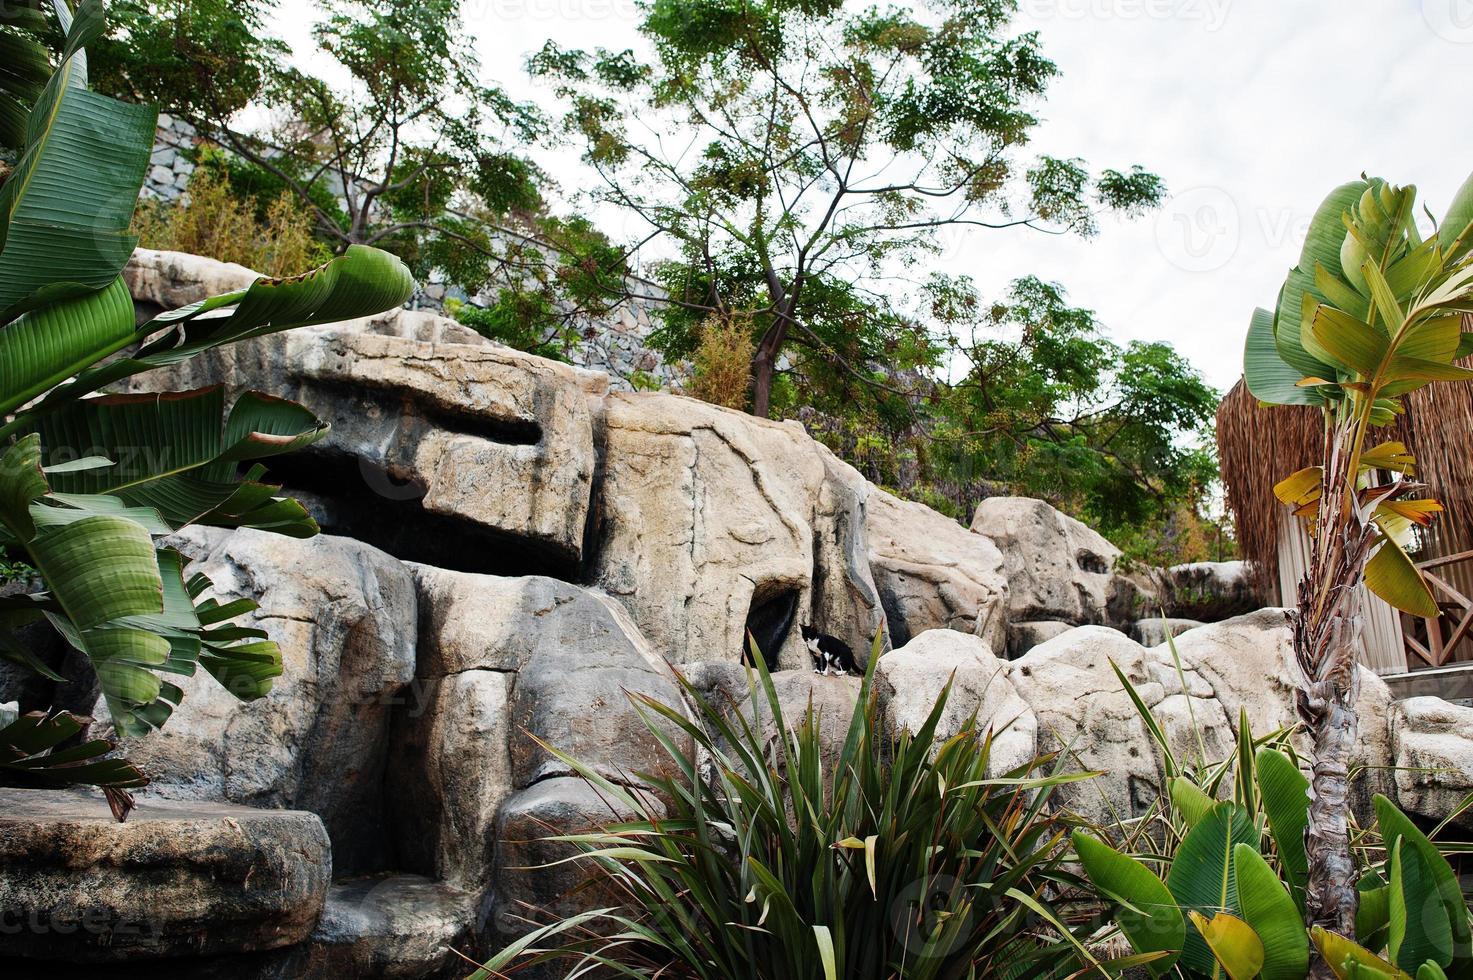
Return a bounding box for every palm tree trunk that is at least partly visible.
[1294,420,1376,974]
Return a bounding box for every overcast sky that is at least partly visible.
[281,1,1473,392]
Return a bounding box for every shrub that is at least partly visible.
[476,639,1113,979]
[688,314,754,411]
[133,158,331,277]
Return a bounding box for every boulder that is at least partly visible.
[590,392,885,670]
[1132,618,1204,647]
[875,630,1036,776]
[266,875,481,980]
[866,489,1008,653]
[492,777,651,945]
[1165,608,1396,809]
[1006,626,1232,823]
[1390,697,1473,832]
[124,248,259,311]
[1007,620,1074,659]
[1159,561,1262,621]
[0,789,330,962]
[119,303,599,575]
[971,496,1156,628]
[112,527,417,875]
[390,566,688,899]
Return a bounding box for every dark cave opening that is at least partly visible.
[743,583,799,670]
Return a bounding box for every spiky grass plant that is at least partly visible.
[475,637,1113,979]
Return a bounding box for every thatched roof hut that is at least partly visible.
[1217,370,1473,671]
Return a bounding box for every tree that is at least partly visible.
[0,0,414,818]
[529,0,1164,417]
[95,0,635,354]
[940,276,1220,551]
[1242,173,1473,969]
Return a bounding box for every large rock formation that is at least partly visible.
[8,249,1473,978]
[110,526,417,875]
[970,496,1157,633]
[589,392,886,669]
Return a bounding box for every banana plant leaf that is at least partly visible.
[1166,801,1259,975]
[0,706,147,821]
[0,0,154,323]
[20,245,415,425]
[18,386,328,537]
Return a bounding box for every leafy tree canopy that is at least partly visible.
[530,0,1165,416]
[93,0,626,324]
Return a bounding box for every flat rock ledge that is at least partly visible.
[0,789,331,963]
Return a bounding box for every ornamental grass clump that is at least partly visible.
[477,637,1113,979]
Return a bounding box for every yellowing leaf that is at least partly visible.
[1365,536,1439,619]
[1312,304,1389,376]
[1360,441,1416,475]
[1312,926,1413,980]
[1189,910,1265,980]
[1274,466,1324,507]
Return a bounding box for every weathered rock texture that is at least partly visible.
[8,249,1473,977]
[866,488,1008,652]
[971,496,1158,633]
[0,789,331,962]
[590,392,885,669]
[112,526,416,875]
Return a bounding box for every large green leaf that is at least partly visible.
[1312,305,1388,377]
[25,387,327,535]
[0,276,136,417]
[1246,306,1322,406]
[1375,796,1472,976]
[1233,844,1309,980]
[1365,536,1439,619]
[1256,747,1310,916]
[27,245,416,418]
[0,25,154,322]
[1388,838,1454,973]
[1273,181,1369,377]
[1073,832,1185,977]
[1166,802,1259,975]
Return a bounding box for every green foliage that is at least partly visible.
[0,2,413,811]
[531,0,1163,418]
[476,636,1113,979]
[453,292,575,363]
[1074,651,1473,980]
[1244,175,1473,617]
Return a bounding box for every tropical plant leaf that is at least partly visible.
[1388,838,1454,973]
[29,245,416,418]
[1166,801,1259,975]
[1365,536,1439,618]
[1256,747,1310,916]
[0,32,154,322]
[1189,909,1264,980]
[1233,843,1309,980]
[24,387,327,536]
[1246,306,1322,406]
[1073,832,1185,977]
[1376,796,1470,976]
[1314,926,1414,980]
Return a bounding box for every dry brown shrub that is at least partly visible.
[689,314,754,411]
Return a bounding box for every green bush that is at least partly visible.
[476,638,1113,979]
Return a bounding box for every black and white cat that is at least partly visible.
[801,624,859,676]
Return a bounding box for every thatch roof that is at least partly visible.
[1218,362,1473,596]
